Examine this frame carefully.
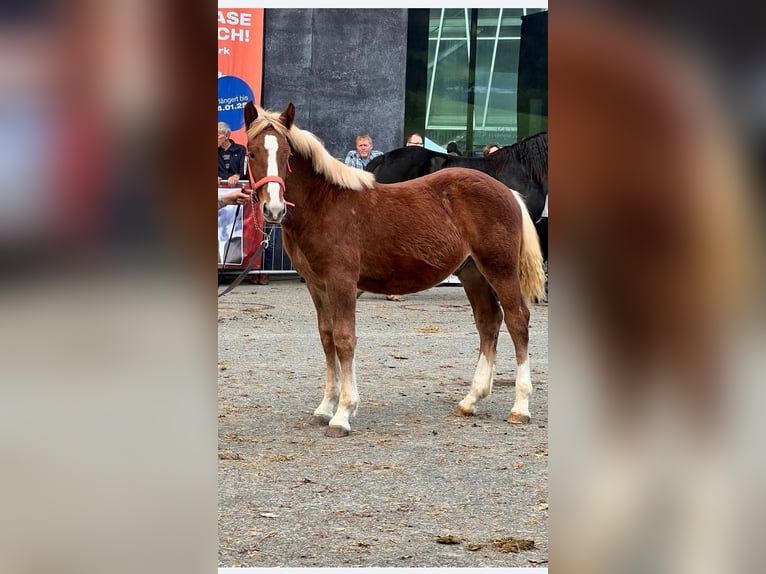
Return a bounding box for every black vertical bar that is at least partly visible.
[466,8,478,156]
[405,9,430,140]
[517,10,548,139]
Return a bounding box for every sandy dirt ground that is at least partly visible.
[218,278,548,568]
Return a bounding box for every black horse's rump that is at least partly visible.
[366,133,548,261]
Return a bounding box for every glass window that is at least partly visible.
[439,8,468,38]
[427,40,468,127]
[499,10,524,37]
[485,38,520,128]
[412,7,547,154]
[476,9,500,38]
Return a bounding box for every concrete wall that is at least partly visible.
[262,9,408,159]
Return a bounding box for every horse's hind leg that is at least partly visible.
[492,278,533,424]
[454,259,503,417]
[305,283,341,425]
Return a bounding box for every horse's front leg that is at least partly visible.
[325,284,360,438]
[312,343,341,426]
[305,283,341,425]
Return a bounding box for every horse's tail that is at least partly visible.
[512,190,547,304]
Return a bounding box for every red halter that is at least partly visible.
[246,158,295,207]
[250,174,285,191]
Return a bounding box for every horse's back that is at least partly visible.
[404,166,522,203]
[374,167,525,242]
[350,168,524,294]
[369,145,546,222]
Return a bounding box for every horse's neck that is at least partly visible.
[283,154,333,215]
[284,155,314,199]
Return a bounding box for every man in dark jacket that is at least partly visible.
[217,121,247,186]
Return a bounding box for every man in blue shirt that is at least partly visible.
[218,122,247,186]
[344,134,383,169]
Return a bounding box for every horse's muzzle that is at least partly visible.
[263,202,287,224]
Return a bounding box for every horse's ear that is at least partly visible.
[243,101,258,131]
[279,102,295,130]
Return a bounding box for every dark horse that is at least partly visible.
[366,133,548,260]
[242,101,546,437]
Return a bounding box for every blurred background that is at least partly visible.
[0,1,216,573]
[549,2,765,574]
[0,1,763,573]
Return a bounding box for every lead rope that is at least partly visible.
[217,194,271,298]
[218,164,291,297]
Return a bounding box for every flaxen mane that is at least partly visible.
[246,107,376,191]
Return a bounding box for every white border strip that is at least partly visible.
[219,570,547,574]
[219,2,548,9]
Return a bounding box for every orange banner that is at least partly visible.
[217,6,264,146]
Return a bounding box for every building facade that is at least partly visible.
[219,6,548,277]
[261,7,547,159]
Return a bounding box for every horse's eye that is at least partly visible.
[249,153,255,158]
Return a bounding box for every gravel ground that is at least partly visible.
[218,277,548,568]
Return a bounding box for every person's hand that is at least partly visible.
[218,189,251,209]
[227,175,240,187]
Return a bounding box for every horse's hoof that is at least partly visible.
[452,405,474,417]
[508,412,531,424]
[325,425,350,438]
[311,414,331,426]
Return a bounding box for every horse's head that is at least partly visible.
[243,101,294,224]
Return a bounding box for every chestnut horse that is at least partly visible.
[243,101,546,437]
[366,133,548,261]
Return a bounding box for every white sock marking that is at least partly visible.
[512,357,532,417]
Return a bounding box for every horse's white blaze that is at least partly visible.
[263,134,284,218]
[458,352,496,415]
[511,357,532,418]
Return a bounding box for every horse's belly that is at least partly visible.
[357,252,466,295]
